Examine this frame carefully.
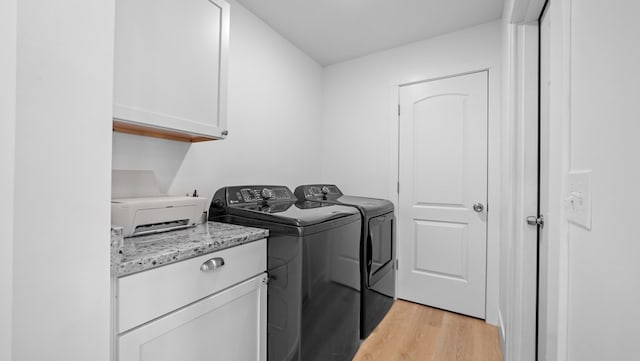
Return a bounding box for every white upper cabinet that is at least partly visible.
[113,0,229,142]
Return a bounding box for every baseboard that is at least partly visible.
[498,308,507,360]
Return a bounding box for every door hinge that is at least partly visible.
[526,214,544,228]
[397,182,400,194]
[395,259,399,270]
[398,104,400,116]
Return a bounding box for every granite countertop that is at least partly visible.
[111,221,269,277]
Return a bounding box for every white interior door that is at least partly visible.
[516,23,541,361]
[397,71,488,318]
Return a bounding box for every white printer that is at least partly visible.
[112,196,208,237]
[111,170,208,237]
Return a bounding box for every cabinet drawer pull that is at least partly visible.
[200,257,225,272]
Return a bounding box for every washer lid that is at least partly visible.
[228,201,360,227]
[294,184,394,217]
[334,195,394,216]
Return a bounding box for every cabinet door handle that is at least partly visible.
[200,257,225,272]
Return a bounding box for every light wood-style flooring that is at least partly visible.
[353,300,503,361]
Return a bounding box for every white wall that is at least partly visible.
[112,0,324,199]
[0,0,17,358]
[12,0,114,359]
[321,21,501,198]
[320,21,502,324]
[566,1,640,360]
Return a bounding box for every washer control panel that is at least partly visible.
[226,186,294,204]
[295,184,343,200]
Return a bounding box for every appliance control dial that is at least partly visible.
[261,188,274,200]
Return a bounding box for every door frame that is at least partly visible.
[388,64,502,326]
[0,0,17,357]
[536,0,573,359]
[503,0,572,360]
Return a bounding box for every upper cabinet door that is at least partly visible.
[113,0,229,141]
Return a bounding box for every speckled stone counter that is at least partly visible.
[111,222,268,277]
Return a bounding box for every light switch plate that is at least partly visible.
[566,170,592,229]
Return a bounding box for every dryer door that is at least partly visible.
[362,212,396,339]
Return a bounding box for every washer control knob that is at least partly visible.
[261,188,274,200]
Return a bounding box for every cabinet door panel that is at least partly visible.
[119,273,267,361]
[114,0,229,138]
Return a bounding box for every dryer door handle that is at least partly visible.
[366,230,373,276]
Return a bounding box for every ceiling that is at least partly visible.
[236,0,505,66]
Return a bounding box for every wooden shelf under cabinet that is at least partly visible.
[113,120,219,143]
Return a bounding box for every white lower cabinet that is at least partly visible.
[118,273,267,361]
[115,239,267,361]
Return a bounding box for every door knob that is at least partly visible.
[527,215,544,228]
[473,203,484,212]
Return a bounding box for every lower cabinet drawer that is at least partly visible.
[118,273,268,361]
[117,239,266,333]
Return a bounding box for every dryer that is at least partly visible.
[294,184,395,339]
[209,185,362,361]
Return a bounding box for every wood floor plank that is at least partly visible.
[353,300,503,361]
[355,299,420,361]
